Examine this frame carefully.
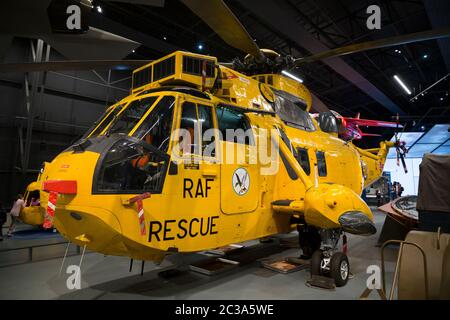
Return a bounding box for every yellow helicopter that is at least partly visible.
[5,0,450,286]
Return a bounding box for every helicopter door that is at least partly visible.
[174,99,220,206]
[216,104,259,214]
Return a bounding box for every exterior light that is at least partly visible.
[393,75,412,95]
[282,70,304,83]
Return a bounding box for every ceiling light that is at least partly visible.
[132,49,135,53]
[163,36,167,40]
[282,70,303,83]
[423,54,429,59]
[440,97,444,101]
[96,6,102,13]
[393,75,412,95]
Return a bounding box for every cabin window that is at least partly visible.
[106,97,158,135]
[180,102,198,155]
[316,151,327,177]
[317,112,339,134]
[272,89,315,132]
[132,96,175,152]
[197,104,215,156]
[179,101,216,157]
[296,148,311,175]
[216,104,254,145]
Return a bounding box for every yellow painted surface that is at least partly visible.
[23,51,394,261]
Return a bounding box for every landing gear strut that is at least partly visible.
[309,229,350,287]
[297,225,321,259]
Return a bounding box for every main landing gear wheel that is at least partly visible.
[330,252,349,287]
[310,250,350,287]
[310,250,323,276]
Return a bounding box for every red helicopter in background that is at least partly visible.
[328,111,400,140]
[313,111,409,173]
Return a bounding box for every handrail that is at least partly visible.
[381,239,429,300]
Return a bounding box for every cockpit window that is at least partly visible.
[132,96,175,152]
[94,138,169,194]
[88,104,125,138]
[273,89,315,132]
[78,104,123,141]
[106,96,158,135]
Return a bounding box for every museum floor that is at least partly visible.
[0,209,399,300]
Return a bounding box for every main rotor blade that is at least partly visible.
[0,60,151,73]
[180,0,264,61]
[294,27,450,65]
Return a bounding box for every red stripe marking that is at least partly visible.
[137,199,146,236]
[43,191,58,229]
[43,180,77,194]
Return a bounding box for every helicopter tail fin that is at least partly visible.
[355,141,394,188]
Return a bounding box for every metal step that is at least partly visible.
[271,199,304,214]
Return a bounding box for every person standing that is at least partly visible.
[376,189,382,206]
[7,194,25,237]
[398,183,404,197]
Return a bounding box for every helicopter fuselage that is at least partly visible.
[30,51,391,261]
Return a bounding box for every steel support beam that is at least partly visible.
[236,0,405,115]
[0,76,123,105]
[23,39,44,174]
[424,0,450,73]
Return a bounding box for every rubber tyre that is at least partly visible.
[310,250,323,276]
[330,252,350,287]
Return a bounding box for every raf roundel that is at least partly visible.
[232,167,250,196]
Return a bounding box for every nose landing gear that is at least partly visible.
[306,228,350,287]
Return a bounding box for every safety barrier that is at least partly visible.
[0,241,82,267]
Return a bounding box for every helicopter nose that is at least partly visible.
[338,211,377,235]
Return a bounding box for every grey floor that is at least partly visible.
[0,209,399,300]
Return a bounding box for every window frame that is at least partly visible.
[83,103,123,140]
[99,92,163,136]
[128,95,177,153]
[296,147,311,176]
[175,97,219,160]
[272,89,316,132]
[316,150,327,177]
[215,103,255,146]
[92,137,170,195]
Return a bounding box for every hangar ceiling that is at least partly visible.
[0,0,449,200]
[88,0,449,130]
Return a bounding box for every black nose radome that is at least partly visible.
[338,211,377,235]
